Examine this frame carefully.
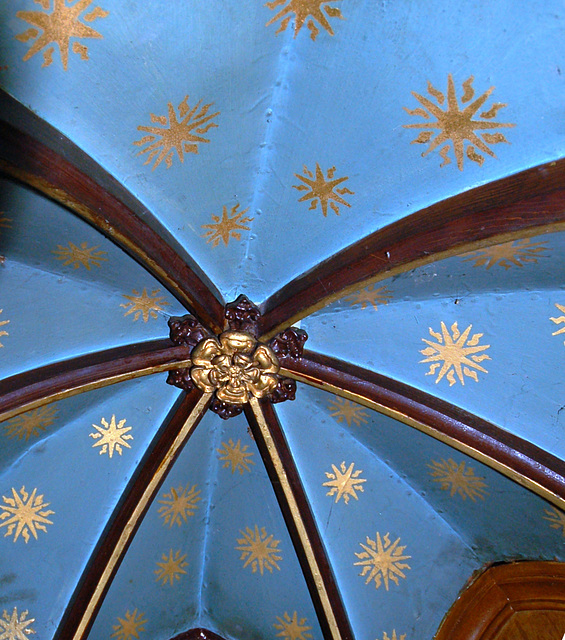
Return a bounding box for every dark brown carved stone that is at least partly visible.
[209,397,244,420]
[225,295,261,336]
[268,377,297,404]
[166,368,194,392]
[269,327,308,359]
[168,314,210,349]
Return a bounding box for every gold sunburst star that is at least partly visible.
[355,531,411,590]
[345,285,393,311]
[236,524,282,574]
[3,404,58,441]
[52,241,108,270]
[420,321,491,386]
[217,439,255,474]
[462,238,548,270]
[120,288,169,322]
[16,0,109,71]
[404,74,514,170]
[111,609,147,640]
[265,0,344,41]
[134,95,220,170]
[158,483,201,527]
[328,396,369,427]
[274,612,313,640]
[383,632,406,640]
[154,549,188,586]
[293,163,354,217]
[428,458,487,501]
[543,507,565,537]
[0,310,9,349]
[89,415,133,458]
[0,607,36,640]
[0,486,54,543]
[0,213,12,230]
[201,204,254,248]
[550,303,565,345]
[323,461,367,504]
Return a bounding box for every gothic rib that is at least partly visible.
[0,339,192,423]
[246,398,355,640]
[279,351,565,511]
[0,92,224,332]
[259,158,565,338]
[54,389,212,640]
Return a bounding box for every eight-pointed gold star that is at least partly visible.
[134,96,220,170]
[354,531,411,590]
[266,0,344,40]
[420,321,491,386]
[462,239,548,270]
[158,483,201,527]
[327,396,369,427]
[154,549,189,586]
[0,310,9,349]
[383,632,406,640]
[111,609,147,640]
[293,163,354,217]
[344,285,393,311]
[550,303,565,345]
[404,74,514,170]
[120,288,169,322]
[428,458,487,501]
[236,525,282,574]
[201,204,254,248]
[16,0,108,71]
[0,607,36,640]
[274,612,313,640]
[89,415,133,458]
[217,439,255,474]
[323,461,367,504]
[0,486,54,543]
[3,404,58,441]
[543,507,565,537]
[52,241,108,270]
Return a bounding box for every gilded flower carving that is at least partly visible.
[191,331,279,404]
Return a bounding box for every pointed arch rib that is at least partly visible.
[260,158,565,338]
[279,351,565,511]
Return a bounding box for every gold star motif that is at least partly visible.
[323,461,367,504]
[354,532,411,590]
[217,439,255,474]
[420,321,491,386]
[265,0,344,40]
[274,612,313,640]
[111,609,146,640]
[236,525,282,574]
[120,288,169,322]
[89,415,133,458]
[428,458,487,501]
[134,95,220,170]
[201,204,254,248]
[383,632,406,640]
[0,310,9,349]
[550,303,565,344]
[0,213,12,230]
[0,486,54,543]
[16,0,108,71]
[293,163,354,217]
[327,396,369,427]
[154,549,188,586]
[344,285,393,311]
[462,238,548,270]
[3,404,58,441]
[543,507,565,537]
[404,74,514,170]
[52,241,107,270]
[158,483,201,527]
[0,607,36,640]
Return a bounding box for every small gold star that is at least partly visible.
[266,0,344,41]
[111,609,147,640]
[0,486,54,543]
[344,285,393,311]
[236,525,282,574]
[154,549,189,586]
[274,612,313,640]
[0,607,36,640]
[0,309,10,349]
[217,439,255,474]
[89,415,133,458]
[354,532,411,590]
[462,239,548,270]
[16,0,109,71]
[52,241,107,270]
[323,461,367,504]
[201,204,254,248]
[158,483,201,527]
[383,632,406,640]
[120,288,169,322]
[3,404,58,441]
[428,459,487,501]
[550,303,565,344]
[543,507,565,537]
[293,163,354,216]
[0,213,12,230]
[327,397,369,427]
